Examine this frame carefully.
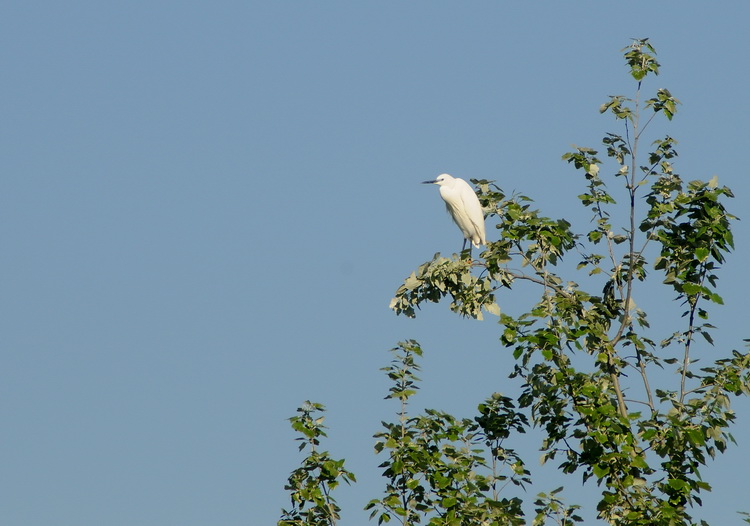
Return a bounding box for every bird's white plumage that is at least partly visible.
[424,173,486,249]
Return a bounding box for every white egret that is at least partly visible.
[422,173,486,252]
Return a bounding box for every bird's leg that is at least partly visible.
[460,239,472,260]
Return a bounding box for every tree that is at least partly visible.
[281,39,750,526]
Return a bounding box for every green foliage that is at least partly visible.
[389,254,498,320]
[622,38,660,81]
[280,39,748,526]
[279,402,356,526]
[388,39,749,525]
[365,342,533,525]
[533,487,583,526]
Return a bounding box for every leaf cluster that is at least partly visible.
[366,342,533,526]
[279,402,356,526]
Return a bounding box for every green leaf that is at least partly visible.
[695,247,709,262]
[485,302,501,317]
[681,283,702,295]
[592,464,609,479]
[667,478,689,491]
[441,496,458,508]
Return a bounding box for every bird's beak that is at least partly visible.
[421,180,437,184]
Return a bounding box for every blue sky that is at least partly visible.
[2,2,749,524]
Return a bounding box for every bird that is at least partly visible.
[422,173,486,252]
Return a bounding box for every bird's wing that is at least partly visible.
[440,186,471,232]
[458,181,486,245]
